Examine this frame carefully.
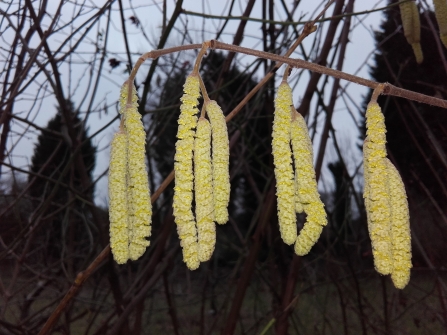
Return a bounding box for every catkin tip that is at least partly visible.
[386,158,412,289]
[411,43,423,64]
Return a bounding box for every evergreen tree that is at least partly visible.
[29,100,96,270]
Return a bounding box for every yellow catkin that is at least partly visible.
[364,102,393,275]
[293,109,313,215]
[122,84,152,261]
[363,139,373,234]
[290,110,327,256]
[386,159,412,289]
[205,100,230,224]
[108,132,129,264]
[173,75,200,270]
[194,118,216,262]
[119,82,138,110]
[294,175,304,214]
[434,0,447,48]
[400,1,423,63]
[272,82,297,245]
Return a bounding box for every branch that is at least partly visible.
[127,41,447,110]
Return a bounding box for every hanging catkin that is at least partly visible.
[109,82,152,263]
[122,84,152,261]
[272,82,297,245]
[108,131,129,264]
[205,100,231,225]
[290,110,327,256]
[194,117,216,262]
[363,101,393,275]
[399,0,423,63]
[386,159,412,289]
[173,75,201,270]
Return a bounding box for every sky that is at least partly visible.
[0,0,389,206]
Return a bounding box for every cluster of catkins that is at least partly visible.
[400,0,447,64]
[107,66,412,290]
[272,81,327,256]
[363,99,412,289]
[108,83,152,264]
[173,74,230,270]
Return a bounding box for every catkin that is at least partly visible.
[400,0,423,63]
[173,75,200,270]
[119,81,138,110]
[363,139,373,234]
[123,84,152,261]
[108,132,129,264]
[290,110,327,256]
[433,0,447,48]
[194,118,216,262]
[205,100,230,224]
[386,159,412,289]
[364,102,393,275]
[272,82,297,245]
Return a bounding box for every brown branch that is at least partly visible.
[37,245,110,335]
[37,169,177,335]
[124,40,447,112]
[222,182,276,335]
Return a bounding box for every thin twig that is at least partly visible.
[124,41,447,110]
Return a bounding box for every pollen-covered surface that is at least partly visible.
[124,101,152,261]
[364,102,392,275]
[108,132,129,264]
[206,100,230,225]
[272,82,297,245]
[294,176,304,214]
[291,110,327,255]
[294,221,323,256]
[434,0,447,48]
[119,82,138,112]
[194,118,216,262]
[363,140,373,234]
[173,75,200,270]
[386,159,412,289]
